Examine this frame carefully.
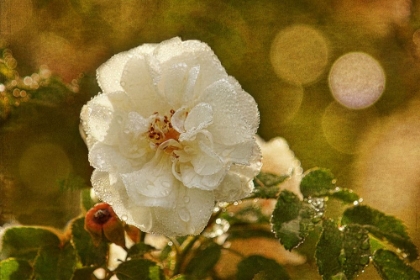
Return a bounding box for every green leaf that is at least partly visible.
[271,190,322,250]
[0,258,33,280]
[115,259,164,280]
[70,217,107,266]
[342,205,418,261]
[253,172,289,199]
[57,242,78,280]
[315,220,343,279]
[316,221,372,280]
[236,255,290,280]
[126,243,157,259]
[300,168,336,197]
[33,245,60,280]
[373,249,420,280]
[328,189,360,204]
[185,242,221,279]
[33,242,77,280]
[341,224,371,279]
[1,226,61,260]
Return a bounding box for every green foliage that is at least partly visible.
[184,242,221,279]
[315,221,371,280]
[33,243,77,280]
[253,172,289,198]
[271,190,322,250]
[0,259,33,280]
[300,168,336,197]
[342,205,418,261]
[236,255,290,280]
[115,259,164,280]
[126,243,157,259]
[373,249,420,280]
[1,227,61,261]
[70,217,107,266]
[315,220,343,279]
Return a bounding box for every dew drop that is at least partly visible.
[121,214,128,221]
[178,207,190,222]
[183,195,190,203]
[162,181,171,188]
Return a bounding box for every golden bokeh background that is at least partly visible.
[1,0,420,278]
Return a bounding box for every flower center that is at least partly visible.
[147,110,181,153]
[93,208,111,225]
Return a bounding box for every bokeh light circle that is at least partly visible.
[328,52,385,110]
[270,24,329,85]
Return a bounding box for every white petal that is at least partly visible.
[179,102,213,141]
[121,151,176,199]
[97,44,157,93]
[82,91,130,145]
[120,55,170,116]
[191,140,224,176]
[157,62,189,109]
[89,142,135,173]
[214,139,257,165]
[91,171,154,232]
[201,78,259,145]
[213,172,254,202]
[180,163,226,190]
[171,106,188,133]
[153,187,215,236]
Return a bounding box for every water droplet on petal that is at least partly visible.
[183,195,190,203]
[121,214,128,221]
[178,207,190,222]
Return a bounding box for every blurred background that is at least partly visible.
[1,0,420,278]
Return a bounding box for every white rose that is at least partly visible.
[80,37,261,236]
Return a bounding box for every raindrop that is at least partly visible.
[183,195,190,203]
[178,208,190,222]
[121,214,128,221]
[162,181,171,188]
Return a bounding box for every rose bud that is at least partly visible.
[84,202,125,248]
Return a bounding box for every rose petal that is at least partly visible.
[201,78,259,145]
[153,187,215,236]
[121,151,176,199]
[97,44,156,93]
[89,142,135,173]
[180,163,226,190]
[82,91,131,145]
[120,55,170,116]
